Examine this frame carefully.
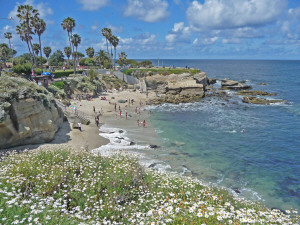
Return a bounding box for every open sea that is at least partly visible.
[96,59,300,211]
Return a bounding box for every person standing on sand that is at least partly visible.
[78,122,82,131]
[143,120,146,128]
[114,103,117,112]
[95,117,99,127]
[119,105,121,111]
[120,110,122,118]
[137,119,140,126]
[93,106,95,113]
[125,111,128,119]
[135,107,137,113]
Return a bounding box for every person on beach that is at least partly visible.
[119,105,121,111]
[114,103,117,112]
[143,120,146,128]
[95,118,99,127]
[93,106,95,113]
[135,107,137,113]
[137,119,140,126]
[120,110,122,118]
[125,111,128,119]
[139,108,141,115]
[78,122,82,131]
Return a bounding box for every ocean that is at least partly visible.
[96,60,300,211]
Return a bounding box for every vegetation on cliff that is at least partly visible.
[0,148,298,224]
[0,75,55,122]
[123,68,201,77]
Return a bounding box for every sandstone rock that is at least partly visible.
[236,90,276,96]
[242,96,285,105]
[208,78,217,85]
[0,98,63,149]
[193,72,209,86]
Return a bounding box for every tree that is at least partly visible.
[43,46,51,63]
[71,33,81,73]
[32,17,46,72]
[32,43,40,57]
[61,17,76,74]
[85,47,94,58]
[4,32,12,49]
[64,47,72,65]
[0,44,10,68]
[95,49,109,69]
[118,51,127,66]
[101,28,112,68]
[111,35,119,70]
[16,4,39,69]
[48,50,64,66]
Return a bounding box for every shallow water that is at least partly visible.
[97,60,300,211]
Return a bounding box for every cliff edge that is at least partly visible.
[0,76,64,149]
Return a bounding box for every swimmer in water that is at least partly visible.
[241,129,246,133]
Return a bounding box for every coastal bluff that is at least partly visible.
[0,76,63,149]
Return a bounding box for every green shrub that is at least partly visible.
[52,70,83,78]
[52,81,64,89]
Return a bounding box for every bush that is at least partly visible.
[52,70,83,78]
[52,81,64,89]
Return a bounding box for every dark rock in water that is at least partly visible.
[169,152,179,155]
[208,78,217,85]
[130,141,135,145]
[148,163,157,168]
[257,83,267,86]
[150,144,159,149]
[243,96,285,105]
[233,189,241,194]
[109,132,115,134]
[116,137,124,140]
[119,130,124,133]
[236,90,276,96]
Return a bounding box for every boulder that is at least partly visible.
[242,96,285,105]
[166,80,204,97]
[208,78,217,85]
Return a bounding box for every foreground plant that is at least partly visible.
[0,147,298,224]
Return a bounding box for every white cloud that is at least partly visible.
[91,25,98,31]
[107,24,124,34]
[124,0,169,22]
[192,38,198,45]
[8,0,53,20]
[165,22,191,43]
[186,0,287,30]
[222,38,241,44]
[202,36,218,45]
[77,0,109,11]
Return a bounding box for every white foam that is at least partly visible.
[92,125,150,156]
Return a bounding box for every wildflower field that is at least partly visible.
[0,148,298,224]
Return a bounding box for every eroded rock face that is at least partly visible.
[221,79,251,90]
[0,98,63,149]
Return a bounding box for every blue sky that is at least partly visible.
[1,0,300,59]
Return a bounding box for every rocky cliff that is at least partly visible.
[0,76,63,149]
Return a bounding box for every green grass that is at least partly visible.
[123,68,201,76]
[51,81,64,89]
[0,147,299,224]
[52,70,83,78]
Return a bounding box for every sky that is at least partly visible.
[0,0,300,60]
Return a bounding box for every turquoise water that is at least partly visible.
[146,60,300,211]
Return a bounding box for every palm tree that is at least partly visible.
[118,51,127,81]
[95,49,109,68]
[61,17,76,74]
[64,47,72,65]
[85,47,94,58]
[16,23,35,66]
[0,44,10,68]
[4,32,12,48]
[32,17,46,72]
[111,35,119,70]
[43,46,51,64]
[32,43,40,57]
[16,4,39,68]
[101,28,112,68]
[71,33,81,74]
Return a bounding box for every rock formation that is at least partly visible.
[221,79,251,90]
[236,90,276,96]
[0,76,64,149]
[242,96,285,105]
